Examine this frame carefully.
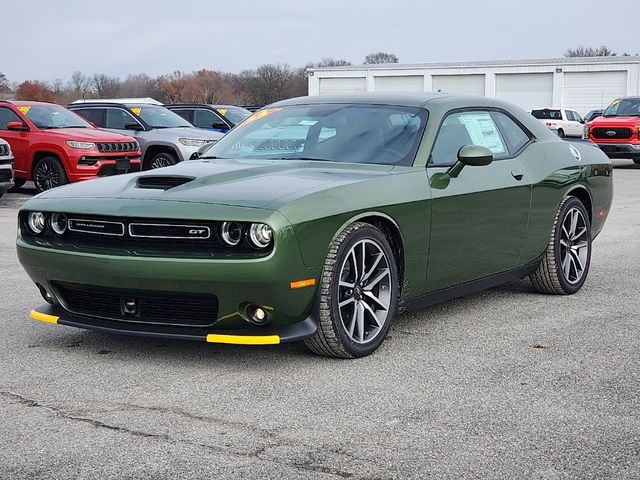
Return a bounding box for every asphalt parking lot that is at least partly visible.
[0,161,638,480]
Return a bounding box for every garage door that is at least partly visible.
[374,75,424,92]
[319,77,367,95]
[563,71,628,116]
[495,73,553,111]
[432,75,485,96]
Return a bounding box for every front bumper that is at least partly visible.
[30,304,317,344]
[595,142,640,158]
[68,154,142,182]
[0,162,14,190]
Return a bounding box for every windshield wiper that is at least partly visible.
[263,156,335,162]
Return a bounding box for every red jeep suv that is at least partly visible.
[0,101,141,192]
[586,96,640,164]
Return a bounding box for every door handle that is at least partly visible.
[511,170,524,181]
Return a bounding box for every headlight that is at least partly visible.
[66,140,96,149]
[50,213,68,235]
[178,138,210,147]
[248,223,273,248]
[27,212,46,235]
[220,221,243,246]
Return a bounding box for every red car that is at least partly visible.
[0,101,142,192]
[585,96,640,164]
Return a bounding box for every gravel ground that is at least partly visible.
[0,161,638,479]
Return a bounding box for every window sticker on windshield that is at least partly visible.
[131,107,142,116]
[18,106,31,114]
[216,108,228,116]
[458,113,506,155]
[242,108,282,126]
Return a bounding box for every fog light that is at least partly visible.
[244,304,270,325]
[37,284,55,305]
[27,212,46,235]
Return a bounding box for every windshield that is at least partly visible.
[203,104,427,166]
[132,105,194,128]
[603,98,640,117]
[23,105,92,129]
[216,106,252,125]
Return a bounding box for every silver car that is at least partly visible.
[0,138,14,198]
[68,102,223,169]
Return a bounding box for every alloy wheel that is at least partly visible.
[150,156,173,169]
[337,239,392,344]
[35,160,61,191]
[559,207,589,284]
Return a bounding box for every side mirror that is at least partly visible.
[124,122,144,131]
[6,121,28,131]
[447,145,493,178]
[211,122,228,130]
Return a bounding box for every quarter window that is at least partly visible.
[493,111,530,153]
[430,111,507,166]
[0,107,23,129]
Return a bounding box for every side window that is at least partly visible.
[493,111,531,154]
[194,109,227,129]
[565,111,574,121]
[430,111,507,166]
[105,108,139,130]
[172,109,193,123]
[75,108,104,126]
[570,111,582,122]
[0,107,23,129]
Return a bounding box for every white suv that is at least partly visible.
[0,138,14,199]
[530,108,584,138]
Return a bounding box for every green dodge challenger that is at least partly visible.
[18,93,613,358]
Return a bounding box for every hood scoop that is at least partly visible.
[136,175,196,190]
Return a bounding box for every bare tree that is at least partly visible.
[308,58,352,68]
[564,45,617,57]
[92,73,120,98]
[239,64,298,105]
[119,73,160,99]
[0,73,10,93]
[364,52,399,64]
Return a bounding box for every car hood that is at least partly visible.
[35,159,394,209]
[40,128,136,141]
[148,127,224,141]
[590,116,640,126]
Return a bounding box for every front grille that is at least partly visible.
[95,142,139,153]
[53,282,219,326]
[137,176,195,190]
[0,144,10,156]
[591,127,633,140]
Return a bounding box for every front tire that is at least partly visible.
[147,152,178,170]
[305,222,399,358]
[530,196,592,295]
[633,159,640,165]
[33,156,68,193]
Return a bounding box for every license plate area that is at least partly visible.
[116,158,131,172]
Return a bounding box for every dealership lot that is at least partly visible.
[0,161,638,479]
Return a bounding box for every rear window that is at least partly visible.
[531,109,563,120]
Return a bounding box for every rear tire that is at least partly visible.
[304,222,399,358]
[557,129,565,138]
[33,156,68,193]
[633,159,640,165]
[530,196,592,295]
[147,151,178,170]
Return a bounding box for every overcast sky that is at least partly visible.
[1,0,635,83]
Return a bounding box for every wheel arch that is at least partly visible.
[565,185,593,222]
[331,212,405,294]
[143,144,180,169]
[31,150,65,179]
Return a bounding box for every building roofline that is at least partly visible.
[307,56,640,73]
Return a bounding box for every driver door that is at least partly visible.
[426,109,532,291]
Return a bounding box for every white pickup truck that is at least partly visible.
[530,108,584,138]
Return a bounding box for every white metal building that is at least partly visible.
[307,57,640,115]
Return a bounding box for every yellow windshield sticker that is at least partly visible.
[131,107,142,116]
[242,108,281,126]
[216,108,228,116]
[18,106,31,114]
